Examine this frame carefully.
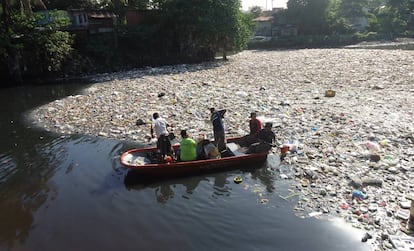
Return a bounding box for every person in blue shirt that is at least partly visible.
[209,107,227,152]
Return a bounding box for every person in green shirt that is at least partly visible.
[179,130,197,161]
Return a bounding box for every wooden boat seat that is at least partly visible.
[226,142,247,156]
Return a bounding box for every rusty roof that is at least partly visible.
[253,16,274,22]
[88,11,117,19]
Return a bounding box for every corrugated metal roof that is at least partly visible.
[88,11,117,19]
[253,16,274,22]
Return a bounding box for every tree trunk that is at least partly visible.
[34,0,47,10]
[222,49,227,60]
[222,39,228,60]
[1,0,11,23]
[5,49,23,84]
[20,0,32,16]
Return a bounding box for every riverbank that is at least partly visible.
[30,48,414,250]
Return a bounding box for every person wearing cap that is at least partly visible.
[258,122,275,143]
[179,129,197,161]
[248,122,275,153]
[151,112,172,161]
[209,107,227,152]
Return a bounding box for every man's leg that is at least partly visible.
[217,131,226,152]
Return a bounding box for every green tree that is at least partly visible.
[127,0,149,9]
[0,0,73,84]
[45,0,105,9]
[208,0,252,59]
[387,0,414,20]
[286,0,331,35]
[375,5,406,35]
[366,0,386,10]
[338,0,369,18]
[248,5,263,18]
[159,0,252,61]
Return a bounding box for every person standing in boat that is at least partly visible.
[209,107,227,152]
[179,130,197,161]
[151,112,172,160]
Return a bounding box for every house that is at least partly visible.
[88,10,117,34]
[68,9,88,30]
[252,8,289,37]
[252,8,288,37]
[408,11,414,30]
[67,9,117,34]
[252,8,297,38]
[252,16,274,36]
[268,8,297,37]
[125,9,160,27]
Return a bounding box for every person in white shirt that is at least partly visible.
[151,112,172,160]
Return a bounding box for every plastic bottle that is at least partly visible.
[365,141,380,154]
[352,190,366,200]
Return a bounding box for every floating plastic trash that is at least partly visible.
[233,176,243,184]
[324,90,336,97]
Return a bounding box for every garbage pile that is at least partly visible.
[30,48,414,250]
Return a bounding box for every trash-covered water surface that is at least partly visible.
[30,48,414,250]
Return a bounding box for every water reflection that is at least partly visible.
[0,154,17,183]
[123,156,281,205]
[248,153,288,194]
[0,83,92,250]
[0,136,67,249]
[124,171,206,204]
[211,172,231,198]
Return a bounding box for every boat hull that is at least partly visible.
[120,138,269,176]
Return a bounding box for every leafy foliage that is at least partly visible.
[248,6,263,18]
[287,0,331,35]
[0,10,73,82]
[157,0,252,60]
[285,0,413,36]
[2,0,414,85]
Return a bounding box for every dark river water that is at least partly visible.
[0,83,372,251]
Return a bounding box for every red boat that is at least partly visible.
[120,137,270,176]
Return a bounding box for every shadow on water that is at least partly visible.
[123,158,273,187]
[124,171,209,204]
[0,135,68,248]
[122,153,282,204]
[0,83,92,249]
